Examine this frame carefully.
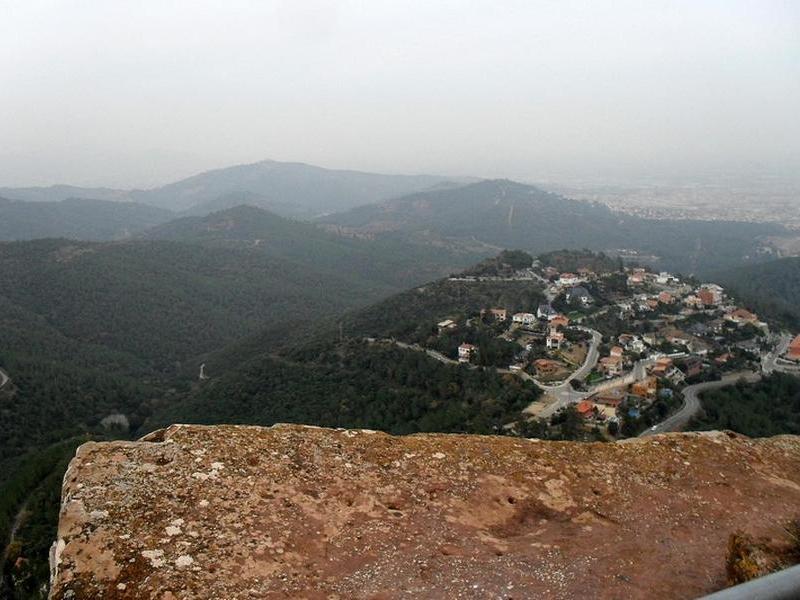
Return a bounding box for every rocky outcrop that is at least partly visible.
[49,425,800,599]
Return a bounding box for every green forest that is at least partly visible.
[4,235,800,598]
[716,256,800,329]
[690,373,800,437]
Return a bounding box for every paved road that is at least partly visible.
[762,333,797,375]
[639,371,761,437]
[369,328,601,398]
[533,327,602,419]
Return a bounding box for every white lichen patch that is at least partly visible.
[141,549,165,568]
[175,554,194,568]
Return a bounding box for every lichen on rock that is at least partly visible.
[49,424,800,599]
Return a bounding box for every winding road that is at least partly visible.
[366,326,603,405]
[639,371,761,437]
[534,328,602,418]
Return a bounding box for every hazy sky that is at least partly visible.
[1,1,798,187]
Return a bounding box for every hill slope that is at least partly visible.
[0,235,407,478]
[0,197,173,241]
[143,204,488,291]
[714,256,800,327]
[149,272,545,434]
[322,179,785,275]
[0,238,381,370]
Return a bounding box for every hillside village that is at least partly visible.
[403,250,798,440]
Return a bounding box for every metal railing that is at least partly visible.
[698,564,800,600]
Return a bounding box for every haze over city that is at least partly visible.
[2,0,798,188]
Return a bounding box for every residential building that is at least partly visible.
[566,286,593,306]
[537,304,558,320]
[458,343,477,363]
[599,355,623,376]
[575,400,596,419]
[546,331,565,350]
[642,333,659,347]
[533,358,562,376]
[698,284,724,306]
[512,312,537,327]
[650,357,673,378]
[683,294,704,309]
[786,335,800,362]
[725,308,758,326]
[630,376,657,400]
[559,272,579,286]
[484,308,508,321]
[658,291,674,304]
[592,388,625,408]
[619,334,645,354]
[681,357,704,378]
[437,319,457,334]
[627,268,646,285]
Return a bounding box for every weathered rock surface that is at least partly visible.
[49,424,800,599]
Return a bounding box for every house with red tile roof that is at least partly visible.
[786,335,800,362]
[599,355,623,376]
[575,400,596,419]
[725,308,758,325]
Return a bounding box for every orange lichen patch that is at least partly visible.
[50,425,800,599]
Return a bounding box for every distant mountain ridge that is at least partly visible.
[0,196,173,241]
[0,184,129,203]
[1,164,794,277]
[0,159,469,217]
[322,179,786,275]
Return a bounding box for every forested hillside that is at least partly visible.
[322,179,786,275]
[0,197,173,241]
[0,233,438,595]
[0,235,405,554]
[689,373,800,436]
[0,239,382,369]
[714,257,800,328]
[142,205,487,291]
[150,274,545,434]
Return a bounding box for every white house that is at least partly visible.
[546,331,565,350]
[558,272,580,286]
[537,304,558,320]
[458,343,477,363]
[512,312,537,327]
[437,319,457,334]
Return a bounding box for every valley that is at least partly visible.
[2,169,800,599]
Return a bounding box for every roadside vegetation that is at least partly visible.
[690,373,800,437]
